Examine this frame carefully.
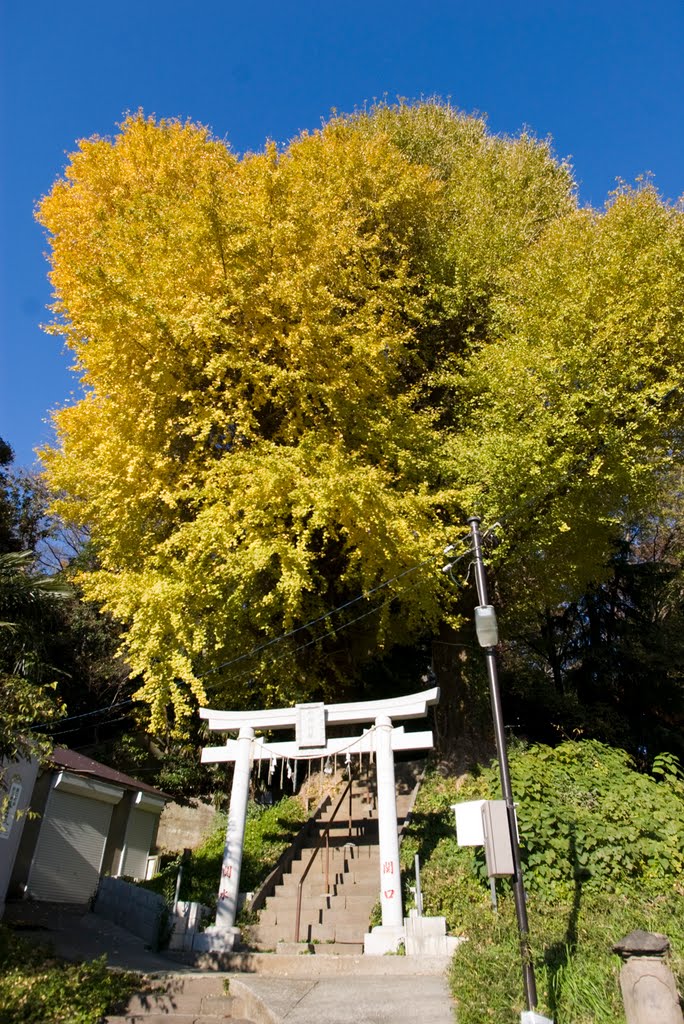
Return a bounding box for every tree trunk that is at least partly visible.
[431,620,495,772]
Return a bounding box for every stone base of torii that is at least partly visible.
[195,687,441,955]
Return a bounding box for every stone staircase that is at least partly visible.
[105,763,425,1021]
[245,764,419,954]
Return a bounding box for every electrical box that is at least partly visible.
[481,800,514,877]
[474,604,499,647]
[452,800,486,846]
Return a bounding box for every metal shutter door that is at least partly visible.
[28,790,113,902]
[121,808,157,880]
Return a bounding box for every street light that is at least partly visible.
[466,516,551,1024]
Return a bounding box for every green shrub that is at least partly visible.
[403,742,684,1023]
[143,795,308,911]
[0,925,138,1024]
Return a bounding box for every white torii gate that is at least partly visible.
[197,687,440,953]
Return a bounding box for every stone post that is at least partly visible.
[215,725,254,930]
[613,929,684,1024]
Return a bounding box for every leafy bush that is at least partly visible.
[403,741,684,1023]
[510,742,684,899]
[0,925,138,1024]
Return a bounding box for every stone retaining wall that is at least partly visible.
[94,876,167,947]
[155,800,217,853]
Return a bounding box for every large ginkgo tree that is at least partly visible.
[37,103,684,731]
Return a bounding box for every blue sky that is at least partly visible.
[1,1,683,468]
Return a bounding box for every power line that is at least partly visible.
[30,542,473,735]
[201,545,473,694]
[49,713,134,740]
[198,553,442,679]
[201,543,473,697]
[30,698,134,732]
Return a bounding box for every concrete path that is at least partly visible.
[3,903,457,1023]
[230,973,455,1024]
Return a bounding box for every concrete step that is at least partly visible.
[119,993,234,1016]
[244,768,419,957]
[106,1017,250,1023]
[272,881,340,899]
[248,925,292,946]
[252,913,372,946]
[285,855,377,878]
[105,976,238,1021]
[290,839,378,857]
[105,1018,238,1023]
[286,865,380,883]
[288,845,378,870]
[319,798,375,814]
[318,941,364,954]
[261,905,370,927]
[187,950,454,975]
[281,854,380,876]
[333,924,369,944]
[295,921,371,942]
[273,874,376,894]
[273,940,365,956]
[269,904,372,927]
[331,875,380,887]
[318,805,374,819]
[271,882,377,903]
[275,871,379,891]
[262,891,376,917]
[263,894,333,914]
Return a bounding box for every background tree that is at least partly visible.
[0,439,139,766]
[0,550,68,770]
[499,487,684,760]
[37,104,684,738]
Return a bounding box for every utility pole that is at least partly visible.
[467,516,539,1016]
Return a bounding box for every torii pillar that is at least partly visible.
[215,725,253,931]
[196,687,440,954]
[375,713,403,929]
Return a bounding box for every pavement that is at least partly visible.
[2,902,457,1023]
[3,901,182,973]
[229,973,455,1024]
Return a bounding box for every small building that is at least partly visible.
[2,747,168,911]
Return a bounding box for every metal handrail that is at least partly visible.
[293,778,354,942]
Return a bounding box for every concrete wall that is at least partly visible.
[155,799,217,853]
[94,876,167,947]
[7,767,51,902]
[167,900,211,951]
[101,790,134,876]
[0,758,39,916]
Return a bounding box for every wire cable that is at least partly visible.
[201,545,473,695]
[198,552,442,679]
[30,542,473,735]
[30,698,135,732]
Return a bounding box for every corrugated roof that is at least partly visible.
[50,747,170,801]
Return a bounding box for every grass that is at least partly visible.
[0,925,139,1024]
[445,891,684,1024]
